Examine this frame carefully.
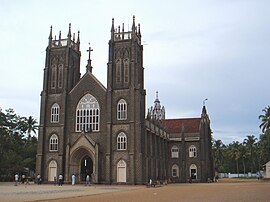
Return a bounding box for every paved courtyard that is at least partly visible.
[0,179,270,202]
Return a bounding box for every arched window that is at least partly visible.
[76,94,100,132]
[190,164,197,179]
[117,160,126,182]
[171,145,179,158]
[49,134,58,151]
[172,164,179,177]
[117,132,127,150]
[117,99,127,120]
[51,103,60,123]
[189,145,197,158]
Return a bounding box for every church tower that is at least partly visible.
[36,24,81,181]
[106,16,146,184]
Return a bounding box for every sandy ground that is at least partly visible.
[1,179,270,202]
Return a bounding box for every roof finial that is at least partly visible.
[86,43,93,73]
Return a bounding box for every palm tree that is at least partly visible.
[227,141,241,176]
[243,135,257,173]
[259,106,270,162]
[259,106,270,133]
[20,116,38,139]
[239,143,247,176]
[213,139,225,172]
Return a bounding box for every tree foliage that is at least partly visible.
[213,105,270,175]
[0,108,38,181]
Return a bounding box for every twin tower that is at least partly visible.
[36,16,214,184]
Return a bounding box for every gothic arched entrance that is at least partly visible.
[80,155,93,181]
[69,134,99,183]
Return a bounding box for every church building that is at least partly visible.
[36,16,214,184]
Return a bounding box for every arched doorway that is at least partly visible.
[48,160,57,182]
[117,160,126,182]
[80,156,93,181]
[190,164,197,180]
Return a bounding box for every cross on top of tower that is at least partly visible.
[86,43,93,73]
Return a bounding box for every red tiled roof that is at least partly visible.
[161,118,201,133]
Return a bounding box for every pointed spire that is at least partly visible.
[48,25,53,47]
[138,23,141,37]
[86,43,93,73]
[111,18,115,32]
[132,15,135,32]
[58,31,62,46]
[67,23,72,47]
[111,18,115,41]
[201,98,208,117]
[77,31,80,50]
[155,91,160,103]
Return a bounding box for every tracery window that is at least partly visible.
[117,132,127,150]
[189,145,197,158]
[49,134,58,151]
[51,103,60,123]
[76,94,100,132]
[117,99,127,120]
[171,145,179,158]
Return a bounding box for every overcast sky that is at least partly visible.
[0,0,269,144]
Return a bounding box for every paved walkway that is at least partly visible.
[0,182,143,202]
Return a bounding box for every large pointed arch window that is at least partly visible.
[51,103,60,123]
[76,94,100,132]
[117,99,127,120]
[49,134,58,151]
[117,132,127,150]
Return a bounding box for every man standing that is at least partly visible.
[58,174,63,186]
[71,174,75,186]
[14,173,19,186]
[85,175,90,186]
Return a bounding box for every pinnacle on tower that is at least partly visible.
[48,26,53,47]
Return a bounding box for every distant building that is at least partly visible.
[36,16,214,184]
[263,161,270,178]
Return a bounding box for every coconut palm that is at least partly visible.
[243,135,257,173]
[213,139,225,172]
[227,141,241,176]
[259,105,270,133]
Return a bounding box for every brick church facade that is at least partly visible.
[36,17,214,184]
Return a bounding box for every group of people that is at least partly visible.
[14,173,30,186]
[15,173,92,186]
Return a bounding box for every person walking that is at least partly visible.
[37,174,41,185]
[85,174,90,186]
[58,174,63,186]
[14,173,19,186]
[71,174,75,185]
